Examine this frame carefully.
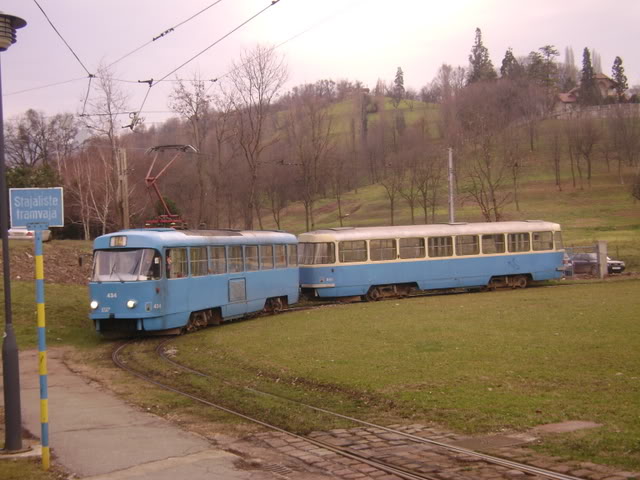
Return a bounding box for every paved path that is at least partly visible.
[1,349,293,480]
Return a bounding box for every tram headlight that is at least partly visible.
[126,299,138,309]
[90,300,99,310]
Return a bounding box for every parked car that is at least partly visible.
[7,227,52,242]
[569,252,625,275]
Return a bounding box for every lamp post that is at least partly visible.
[0,11,27,453]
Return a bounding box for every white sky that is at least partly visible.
[1,0,638,124]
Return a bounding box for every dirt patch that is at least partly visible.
[0,242,91,285]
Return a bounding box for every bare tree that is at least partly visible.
[456,82,515,221]
[60,146,93,239]
[283,84,334,231]
[169,74,212,226]
[209,88,241,228]
[550,129,563,191]
[608,105,640,184]
[82,64,130,229]
[5,110,78,168]
[566,114,599,188]
[227,45,288,229]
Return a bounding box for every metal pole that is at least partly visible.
[34,228,50,469]
[0,55,24,453]
[448,147,455,223]
[120,149,129,229]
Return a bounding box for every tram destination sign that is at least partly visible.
[9,187,64,228]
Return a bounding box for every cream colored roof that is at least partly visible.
[298,221,560,242]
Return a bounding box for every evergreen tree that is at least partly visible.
[467,27,497,84]
[526,51,545,84]
[500,48,522,79]
[6,164,60,188]
[579,47,600,105]
[392,67,405,107]
[611,56,628,101]
[539,45,559,89]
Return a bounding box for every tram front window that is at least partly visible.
[92,249,161,282]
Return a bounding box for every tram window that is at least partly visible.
[299,242,335,265]
[190,247,208,277]
[228,246,244,273]
[287,244,299,267]
[427,236,453,257]
[260,245,274,269]
[370,239,397,261]
[339,241,367,263]
[532,231,554,251]
[508,233,531,252]
[274,245,287,268]
[209,246,226,274]
[166,248,188,278]
[245,246,259,271]
[142,250,162,280]
[482,234,505,254]
[554,231,564,250]
[93,249,161,282]
[399,237,425,259]
[455,235,479,256]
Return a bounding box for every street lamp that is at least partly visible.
[0,11,27,453]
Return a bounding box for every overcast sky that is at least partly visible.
[1,0,638,125]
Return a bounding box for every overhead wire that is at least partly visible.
[85,0,360,121]
[130,0,282,127]
[105,0,227,69]
[209,0,363,89]
[32,0,93,77]
[7,1,227,99]
[4,76,87,97]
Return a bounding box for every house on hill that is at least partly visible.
[593,73,619,99]
[553,73,620,116]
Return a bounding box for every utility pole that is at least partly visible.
[118,148,129,229]
[448,147,455,223]
[0,11,27,454]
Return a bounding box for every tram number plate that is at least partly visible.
[107,293,117,298]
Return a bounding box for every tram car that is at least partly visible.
[89,229,299,334]
[298,221,565,300]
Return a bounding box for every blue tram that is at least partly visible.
[89,229,299,334]
[298,221,565,300]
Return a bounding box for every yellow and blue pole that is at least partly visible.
[34,228,50,470]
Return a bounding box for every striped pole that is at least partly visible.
[34,229,50,470]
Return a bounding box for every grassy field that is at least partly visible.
[168,278,640,470]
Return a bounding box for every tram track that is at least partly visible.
[112,338,588,480]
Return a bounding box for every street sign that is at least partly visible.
[9,187,64,228]
[7,187,63,470]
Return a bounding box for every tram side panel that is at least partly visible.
[301,251,564,298]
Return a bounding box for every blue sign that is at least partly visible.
[9,187,64,228]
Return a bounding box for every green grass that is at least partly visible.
[0,282,97,349]
[171,279,640,469]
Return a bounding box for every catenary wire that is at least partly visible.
[133,0,281,117]
[32,0,93,77]
[105,0,227,69]
[4,76,87,97]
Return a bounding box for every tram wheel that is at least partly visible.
[270,297,284,314]
[365,287,381,302]
[512,275,528,289]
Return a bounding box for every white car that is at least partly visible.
[8,227,52,242]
